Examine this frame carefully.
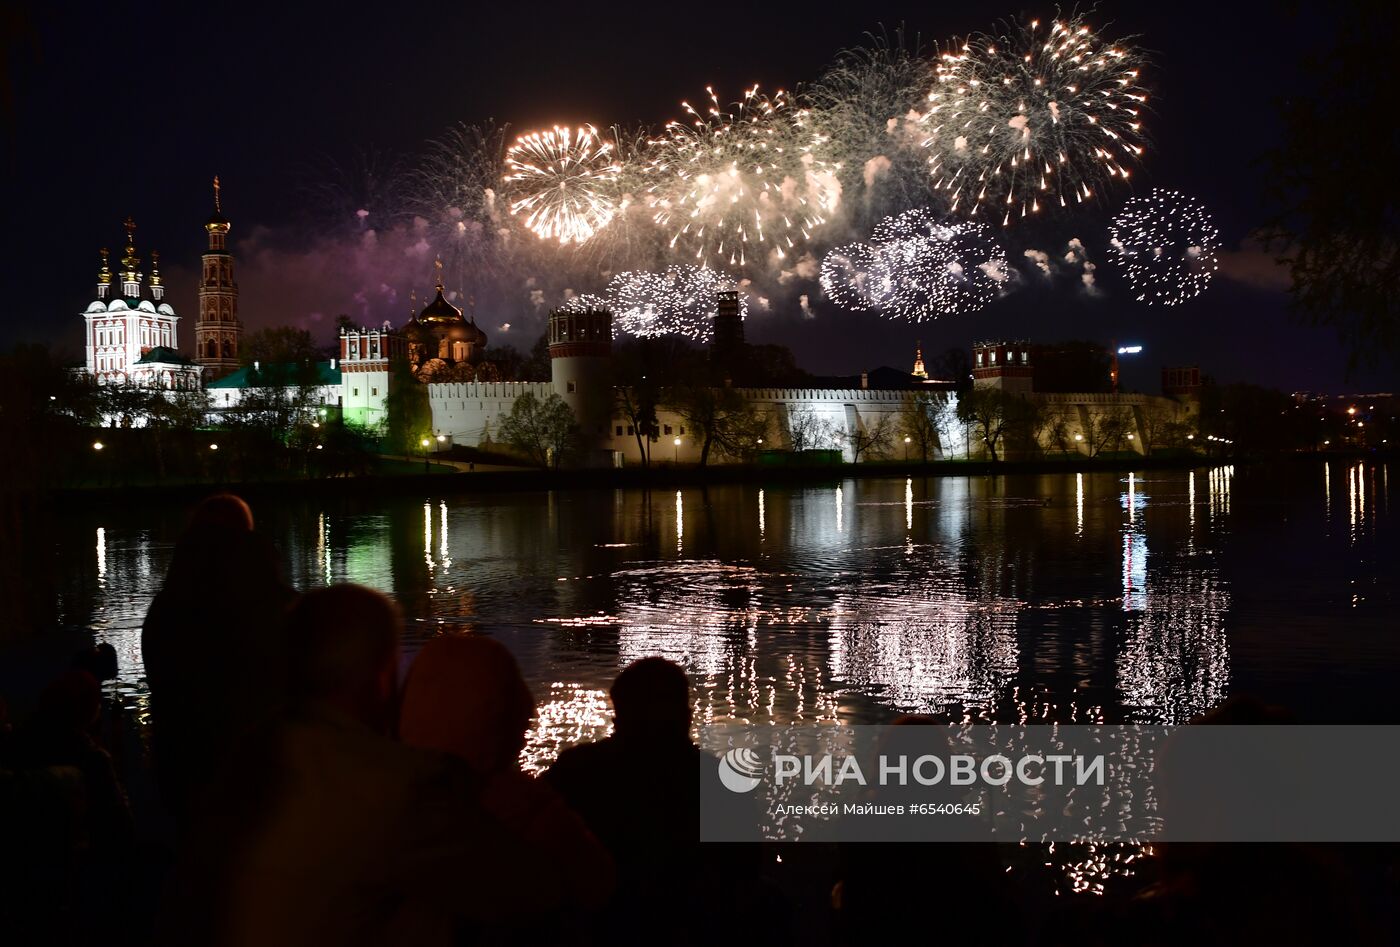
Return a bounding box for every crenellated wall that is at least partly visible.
[428,381,555,445]
[426,375,1196,465]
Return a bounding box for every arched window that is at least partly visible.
[206,339,218,359]
[222,340,233,359]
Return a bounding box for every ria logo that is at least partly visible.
[718,747,765,793]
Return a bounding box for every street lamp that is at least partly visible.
[420,437,431,473]
[209,443,219,451]
[903,435,911,461]
[673,436,682,464]
[92,441,104,451]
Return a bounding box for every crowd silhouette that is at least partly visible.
[0,493,1391,945]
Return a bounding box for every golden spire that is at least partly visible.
[213,174,222,214]
[120,217,139,272]
[97,247,112,285]
[433,257,444,291]
[149,250,161,286]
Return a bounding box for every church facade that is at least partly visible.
[82,219,201,390]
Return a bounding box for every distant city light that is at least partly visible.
[1116,345,1143,355]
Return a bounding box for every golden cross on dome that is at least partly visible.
[213,175,222,213]
[124,217,136,246]
[433,257,444,290]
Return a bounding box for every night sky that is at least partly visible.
[1,0,1385,393]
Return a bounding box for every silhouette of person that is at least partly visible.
[1129,696,1371,946]
[142,494,294,820]
[544,657,765,944]
[398,634,615,925]
[160,585,564,946]
[833,715,1014,945]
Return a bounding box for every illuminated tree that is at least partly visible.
[497,392,580,469]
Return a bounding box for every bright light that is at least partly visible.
[436,435,446,443]
[420,438,431,448]
[92,441,104,451]
[1116,345,1143,355]
[1074,433,1083,441]
[673,437,682,446]
[312,421,320,428]
[1186,434,1195,440]
[904,436,912,443]
[1126,433,1135,440]
[209,443,219,451]
[315,444,323,451]
[1348,406,1357,415]
[756,437,764,445]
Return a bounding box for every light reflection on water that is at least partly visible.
[52,464,1398,887]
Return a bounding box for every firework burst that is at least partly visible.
[820,243,886,310]
[1108,188,1219,306]
[642,86,840,269]
[605,265,745,341]
[823,208,1006,321]
[504,124,622,245]
[921,14,1148,225]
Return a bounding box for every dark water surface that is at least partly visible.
[53,463,1396,751]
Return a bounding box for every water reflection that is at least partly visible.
[47,465,1392,741]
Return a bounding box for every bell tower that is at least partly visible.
[196,175,242,380]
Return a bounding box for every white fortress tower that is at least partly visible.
[548,306,613,442]
[339,321,408,429]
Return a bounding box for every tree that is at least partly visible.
[786,406,841,452]
[1037,405,1079,457]
[667,385,767,466]
[1084,405,1134,458]
[497,392,579,469]
[1136,401,1190,456]
[242,326,319,367]
[897,393,949,462]
[487,345,528,382]
[928,347,973,392]
[956,387,1028,462]
[383,359,430,454]
[613,339,662,467]
[615,386,657,467]
[844,413,896,463]
[521,333,551,381]
[1262,1,1400,373]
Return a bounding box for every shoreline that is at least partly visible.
[43,450,1386,507]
